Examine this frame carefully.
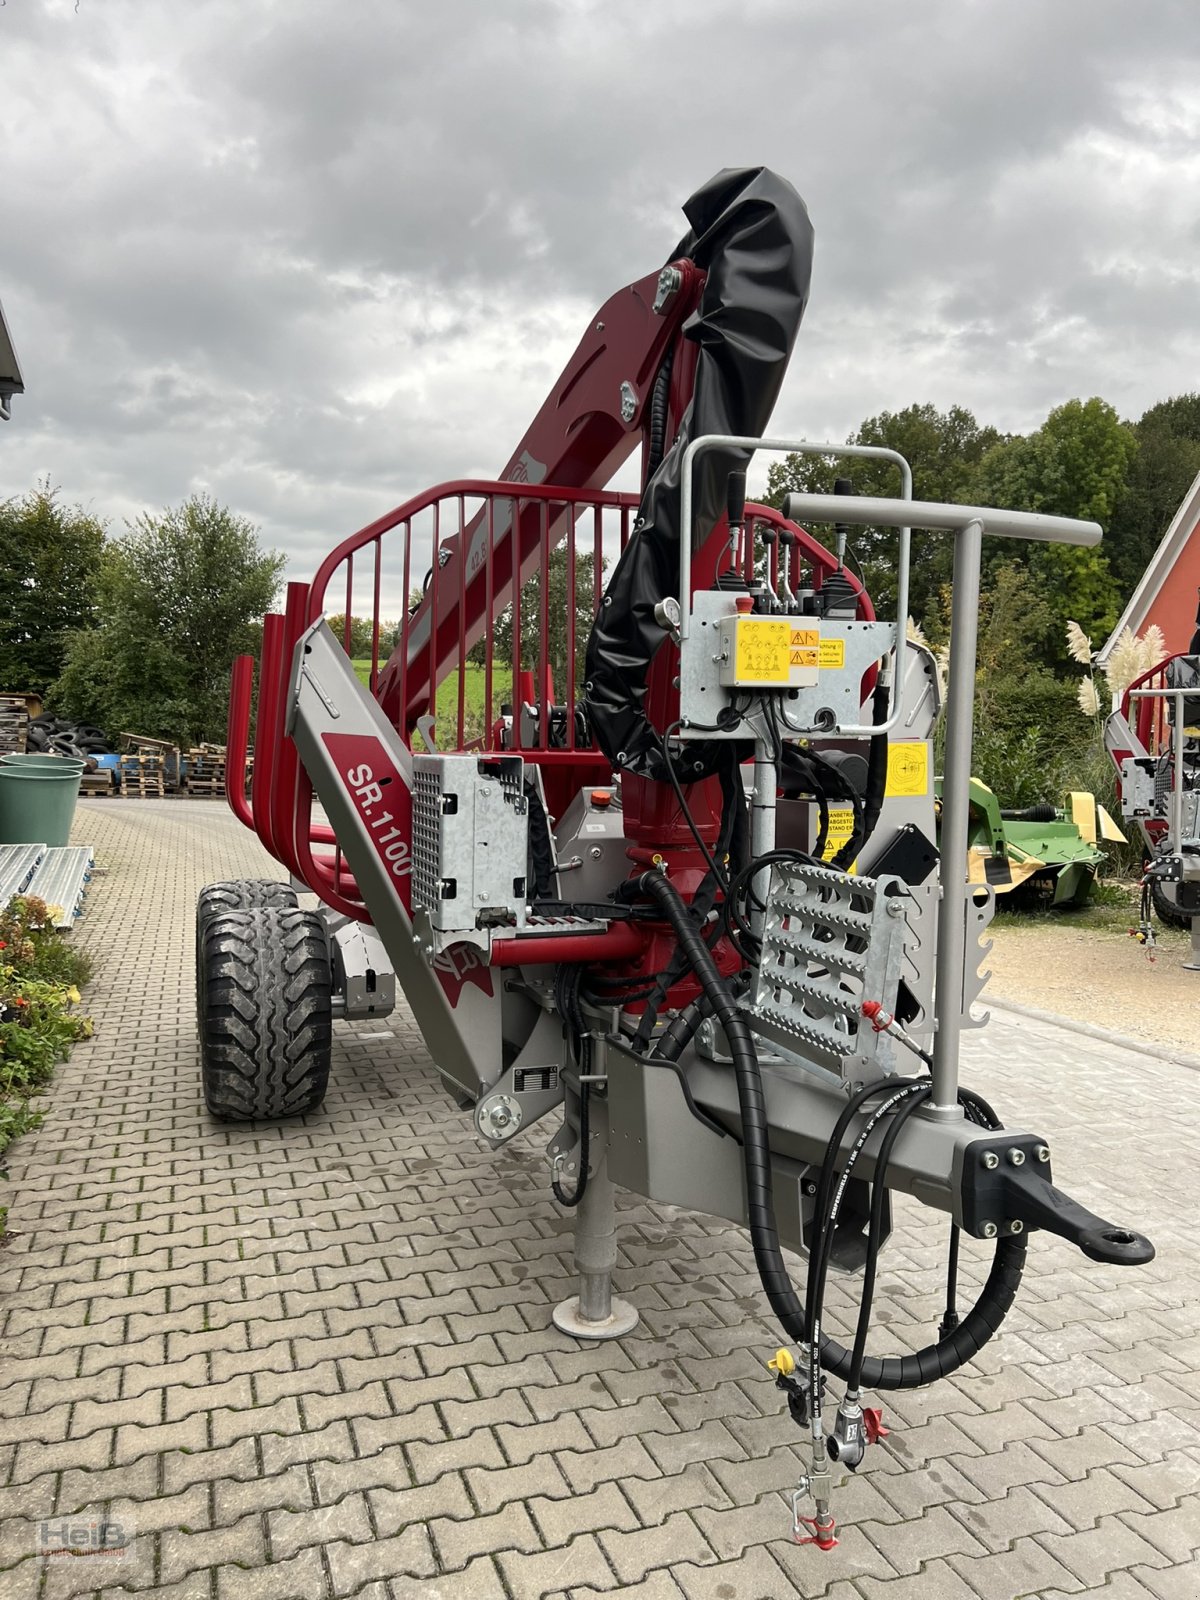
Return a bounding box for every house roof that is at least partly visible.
[1097,465,1200,663]
[0,298,24,420]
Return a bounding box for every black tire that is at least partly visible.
[1151,878,1195,928]
[198,905,332,1120]
[197,878,298,930]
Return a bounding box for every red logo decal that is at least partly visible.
[321,731,494,1006]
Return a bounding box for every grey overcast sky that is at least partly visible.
[4,0,1200,589]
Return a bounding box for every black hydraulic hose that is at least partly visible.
[848,1085,932,1393]
[636,868,810,1340]
[633,869,1027,1390]
[651,992,715,1063]
[552,1078,590,1208]
[645,345,676,480]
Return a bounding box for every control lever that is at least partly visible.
[777,526,798,610]
[726,470,747,571]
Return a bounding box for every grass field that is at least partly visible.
[351,660,513,741]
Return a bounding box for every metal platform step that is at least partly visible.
[0,844,48,905]
[25,846,95,928]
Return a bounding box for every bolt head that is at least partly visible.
[1007,1147,1026,1166]
[983,1151,999,1170]
[1036,1144,1051,1163]
[619,380,637,423]
[1010,1220,1024,1234]
[981,1221,998,1238]
[653,264,683,314]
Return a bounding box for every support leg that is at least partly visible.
[552,1090,639,1341]
[1184,904,1200,972]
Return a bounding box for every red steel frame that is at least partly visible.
[227,479,870,954]
[224,255,872,967]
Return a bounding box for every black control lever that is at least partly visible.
[960,1137,1154,1266]
[727,470,747,529]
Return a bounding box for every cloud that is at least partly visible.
[3,0,1199,591]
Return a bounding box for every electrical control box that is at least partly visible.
[678,590,892,737]
[412,754,529,938]
[716,616,824,689]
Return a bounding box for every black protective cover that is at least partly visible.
[584,166,814,779]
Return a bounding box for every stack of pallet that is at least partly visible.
[119,734,181,790]
[186,744,226,796]
[79,768,116,798]
[119,753,165,798]
[0,696,29,756]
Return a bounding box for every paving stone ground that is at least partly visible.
[0,797,1197,1599]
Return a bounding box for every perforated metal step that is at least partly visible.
[25,846,95,928]
[0,844,47,905]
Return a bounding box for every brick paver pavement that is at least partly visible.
[0,798,1197,1598]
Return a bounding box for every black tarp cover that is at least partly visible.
[584,167,814,781]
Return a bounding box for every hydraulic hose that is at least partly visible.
[637,868,810,1340]
[634,868,1027,1390]
[645,346,675,480]
[551,1078,590,1209]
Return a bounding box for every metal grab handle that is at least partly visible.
[782,491,1102,547]
[678,434,913,741]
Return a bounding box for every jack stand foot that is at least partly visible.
[552,1294,640,1341]
[551,1075,640,1344]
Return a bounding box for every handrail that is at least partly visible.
[306,477,643,623]
[225,654,256,830]
[1121,653,1189,754]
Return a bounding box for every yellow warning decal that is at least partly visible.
[821,805,855,861]
[818,637,845,669]
[734,618,790,683]
[885,742,929,798]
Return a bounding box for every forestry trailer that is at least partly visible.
[198,167,1153,1547]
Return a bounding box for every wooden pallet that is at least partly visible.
[79,772,116,797]
[0,701,28,756]
[119,754,166,798]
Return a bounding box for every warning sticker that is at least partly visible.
[886,742,929,798]
[821,805,855,862]
[733,618,790,684]
[819,637,845,669]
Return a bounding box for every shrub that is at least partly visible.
[0,898,93,1237]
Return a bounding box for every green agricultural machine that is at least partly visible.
[943,778,1123,909]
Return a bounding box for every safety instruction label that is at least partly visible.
[885,742,929,798]
[821,805,855,861]
[733,618,791,684]
[788,626,819,669]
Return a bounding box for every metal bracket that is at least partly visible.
[960,882,995,1028]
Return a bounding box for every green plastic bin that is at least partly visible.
[0,756,84,847]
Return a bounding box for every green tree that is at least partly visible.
[326,614,376,658]
[928,562,1083,806]
[972,398,1134,661]
[0,484,107,691]
[475,543,604,695]
[53,495,285,744]
[1107,393,1200,595]
[764,404,1001,618]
